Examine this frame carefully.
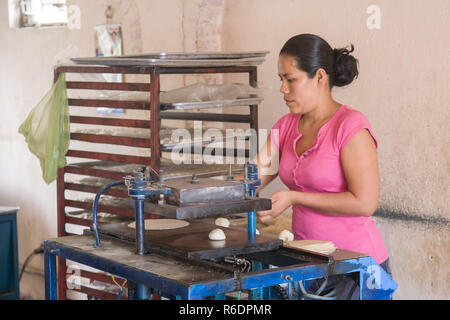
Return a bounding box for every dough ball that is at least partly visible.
[278,230,294,243]
[209,228,226,241]
[215,217,230,228]
[210,240,226,249]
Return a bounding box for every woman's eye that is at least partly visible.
[278,77,294,83]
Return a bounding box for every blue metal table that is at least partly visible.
[44,234,397,300]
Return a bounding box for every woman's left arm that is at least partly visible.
[257,129,379,223]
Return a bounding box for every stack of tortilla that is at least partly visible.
[284,240,336,255]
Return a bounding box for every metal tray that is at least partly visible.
[120,51,269,60]
[71,57,267,67]
[96,220,282,260]
[71,194,271,220]
[142,197,272,220]
[160,97,263,111]
[160,132,251,151]
[66,160,245,181]
[162,177,246,206]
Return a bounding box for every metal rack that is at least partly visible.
[54,55,265,300]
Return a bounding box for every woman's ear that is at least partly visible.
[315,68,329,88]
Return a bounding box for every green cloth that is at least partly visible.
[19,73,70,184]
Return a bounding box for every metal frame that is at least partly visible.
[54,64,260,299]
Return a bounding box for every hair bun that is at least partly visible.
[333,45,359,87]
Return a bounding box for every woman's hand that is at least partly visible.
[257,190,293,223]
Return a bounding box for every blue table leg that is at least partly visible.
[44,250,57,300]
[135,283,150,300]
[248,211,256,242]
[250,261,263,300]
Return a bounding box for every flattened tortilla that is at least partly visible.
[128,219,190,230]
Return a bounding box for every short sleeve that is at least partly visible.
[337,110,378,152]
[270,113,295,152]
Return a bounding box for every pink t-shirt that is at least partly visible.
[270,105,388,263]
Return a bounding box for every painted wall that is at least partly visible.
[0,0,185,299]
[221,0,450,299]
[0,0,448,300]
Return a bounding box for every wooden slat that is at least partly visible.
[69,286,127,300]
[78,270,128,288]
[64,215,130,227]
[63,231,78,236]
[70,116,150,128]
[66,81,150,92]
[68,98,150,110]
[56,65,153,75]
[66,150,150,165]
[64,216,94,227]
[64,166,134,180]
[65,182,128,198]
[65,200,135,217]
[64,200,157,219]
[70,133,151,148]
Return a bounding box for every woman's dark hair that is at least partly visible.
[280,34,359,88]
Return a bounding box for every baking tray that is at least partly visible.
[68,92,262,111]
[160,132,251,151]
[71,57,267,67]
[96,219,282,260]
[160,97,263,111]
[119,51,269,60]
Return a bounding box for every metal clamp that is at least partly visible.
[91,170,171,253]
[125,170,171,200]
[241,162,261,242]
[241,162,261,196]
[125,170,171,255]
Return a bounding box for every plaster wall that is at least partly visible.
[0,0,185,299]
[221,0,450,299]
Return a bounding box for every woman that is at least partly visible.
[255,34,391,297]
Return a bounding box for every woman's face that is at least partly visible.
[278,54,319,114]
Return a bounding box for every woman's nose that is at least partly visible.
[280,81,289,94]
